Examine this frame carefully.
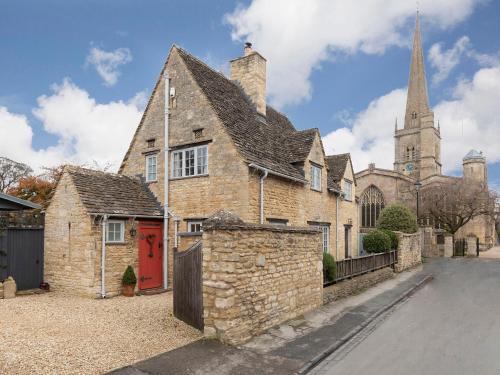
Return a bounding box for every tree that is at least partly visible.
[0,157,33,192]
[377,203,418,234]
[6,165,64,208]
[421,180,496,237]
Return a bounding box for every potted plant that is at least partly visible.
[122,266,137,297]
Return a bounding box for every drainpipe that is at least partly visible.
[259,169,268,224]
[336,195,339,260]
[163,74,170,290]
[101,214,108,298]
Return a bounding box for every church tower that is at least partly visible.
[394,13,442,180]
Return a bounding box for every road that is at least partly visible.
[311,258,500,375]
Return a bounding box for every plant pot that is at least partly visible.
[122,284,136,297]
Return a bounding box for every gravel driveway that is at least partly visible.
[0,292,202,375]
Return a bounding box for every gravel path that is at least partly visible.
[0,292,202,375]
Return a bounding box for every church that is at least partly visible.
[355,13,496,252]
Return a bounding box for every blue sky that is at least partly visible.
[1,0,500,189]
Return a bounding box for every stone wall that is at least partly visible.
[202,212,323,345]
[395,231,422,272]
[323,267,394,304]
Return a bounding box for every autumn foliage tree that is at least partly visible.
[0,157,33,193]
[420,180,496,238]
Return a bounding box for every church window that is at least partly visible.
[411,112,417,119]
[406,147,410,160]
[360,185,385,228]
[411,146,416,160]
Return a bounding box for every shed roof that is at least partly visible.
[0,192,41,211]
[66,167,162,217]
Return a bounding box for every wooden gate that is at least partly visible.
[173,241,203,330]
[454,238,467,257]
[0,228,44,290]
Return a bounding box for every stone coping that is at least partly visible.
[203,222,321,234]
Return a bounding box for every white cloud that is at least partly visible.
[322,63,500,176]
[225,0,483,108]
[86,46,132,86]
[429,36,471,84]
[0,79,144,172]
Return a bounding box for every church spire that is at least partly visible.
[404,12,431,129]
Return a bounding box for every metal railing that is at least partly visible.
[324,250,398,287]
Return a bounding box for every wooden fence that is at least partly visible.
[324,250,398,287]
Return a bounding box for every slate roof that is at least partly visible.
[325,153,351,191]
[67,167,162,217]
[176,47,317,181]
[0,192,41,211]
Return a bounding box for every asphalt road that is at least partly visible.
[311,258,500,375]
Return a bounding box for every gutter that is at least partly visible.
[249,163,307,184]
[164,74,170,290]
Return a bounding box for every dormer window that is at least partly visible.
[343,180,353,201]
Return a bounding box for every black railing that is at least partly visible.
[324,250,398,287]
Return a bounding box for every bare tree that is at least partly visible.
[0,157,33,193]
[420,180,496,237]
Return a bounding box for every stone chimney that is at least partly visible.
[230,42,267,116]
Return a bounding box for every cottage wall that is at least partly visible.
[337,158,359,259]
[44,173,96,296]
[202,221,323,345]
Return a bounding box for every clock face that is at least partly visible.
[406,163,414,172]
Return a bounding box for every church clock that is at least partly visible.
[405,163,414,173]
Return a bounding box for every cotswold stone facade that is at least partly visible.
[395,232,422,272]
[117,42,358,291]
[356,14,494,249]
[202,215,323,345]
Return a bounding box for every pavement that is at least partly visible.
[109,266,432,375]
[310,257,500,375]
[480,245,500,259]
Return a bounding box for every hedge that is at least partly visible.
[323,252,337,282]
[379,228,399,249]
[363,229,392,253]
[377,203,418,234]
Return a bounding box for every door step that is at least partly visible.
[137,288,168,296]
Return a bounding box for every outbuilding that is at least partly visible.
[44,166,164,298]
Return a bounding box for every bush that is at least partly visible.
[323,252,337,282]
[122,265,137,285]
[379,228,399,249]
[377,203,418,234]
[363,230,392,253]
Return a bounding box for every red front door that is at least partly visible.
[138,221,163,290]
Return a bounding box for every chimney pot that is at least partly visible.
[244,42,253,56]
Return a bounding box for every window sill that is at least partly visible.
[178,231,203,237]
[311,188,322,192]
[170,174,209,181]
[146,179,158,183]
[106,242,127,246]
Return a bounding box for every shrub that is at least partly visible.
[363,230,392,253]
[377,203,418,234]
[379,228,399,249]
[122,266,137,285]
[323,252,337,282]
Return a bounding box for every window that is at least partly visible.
[311,165,321,191]
[360,185,385,228]
[187,220,203,233]
[145,154,157,182]
[147,138,155,148]
[267,218,288,226]
[309,222,330,253]
[106,221,124,243]
[172,145,208,178]
[343,180,353,201]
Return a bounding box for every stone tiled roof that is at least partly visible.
[176,47,317,181]
[325,153,350,191]
[67,167,162,217]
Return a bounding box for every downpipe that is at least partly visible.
[163,74,170,290]
[101,214,108,298]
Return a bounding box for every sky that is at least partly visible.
[1,0,500,190]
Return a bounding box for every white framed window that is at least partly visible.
[309,223,330,253]
[187,220,203,233]
[106,220,125,243]
[311,164,322,191]
[172,145,208,178]
[343,180,353,201]
[145,154,157,182]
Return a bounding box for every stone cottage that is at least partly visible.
[45,42,359,296]
[44,167,163,297]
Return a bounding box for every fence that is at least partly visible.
[0,227,44,290]
[324,250,398,286]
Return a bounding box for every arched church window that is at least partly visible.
[406,146,411,160]
[411,146,416,160]
[411,112,417,119]
[360,185,385,228]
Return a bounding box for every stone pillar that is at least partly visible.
[3,276,16,299]
[466,236,478,257]
[444,236,453,257]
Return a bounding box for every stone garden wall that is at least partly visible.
[395,231,422,272]
[202,211,323,345]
